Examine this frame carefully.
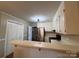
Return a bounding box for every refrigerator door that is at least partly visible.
[39,27,45,42]
[32,27,39,41]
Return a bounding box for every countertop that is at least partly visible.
[11,40,79,53]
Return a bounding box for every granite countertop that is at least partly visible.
[11,40,79,53]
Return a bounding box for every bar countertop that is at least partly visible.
[11,40,79,53]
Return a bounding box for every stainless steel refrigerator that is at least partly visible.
[28,26,45,42]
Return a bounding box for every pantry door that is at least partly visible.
[5,21,24,56]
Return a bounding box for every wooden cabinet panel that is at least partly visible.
[64,2,79,34]
[52,2,79,34]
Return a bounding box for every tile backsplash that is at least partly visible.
[61,35,79,46]
[45,32,56,42]
[45,33,79,46]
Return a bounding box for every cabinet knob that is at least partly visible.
[63,9,65,12]
[65,29,66,32]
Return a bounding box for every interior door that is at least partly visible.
[5,21,24,56]
[28,26,32,41]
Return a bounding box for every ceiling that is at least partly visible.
[0,1,60,22]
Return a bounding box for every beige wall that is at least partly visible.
[37,22,53,31]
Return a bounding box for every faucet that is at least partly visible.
[49,34,61,43]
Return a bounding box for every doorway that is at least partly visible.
[5,20,24,57]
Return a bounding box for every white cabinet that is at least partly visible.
[53,2,79,34]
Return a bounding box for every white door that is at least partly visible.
[5,21,24,56]
[28,26,32,41]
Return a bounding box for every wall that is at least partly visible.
[0,11,29,57]
[24,22,29,40]
[61,35,79,46]
[0,11,29,39]
[29,22,37,27]
[37,22,53,42]
[45,32,56,42]
[29,22,54,42]
[37,22,53,31]
[59,2,79,46]
[45,32,79,46]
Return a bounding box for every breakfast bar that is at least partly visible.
[11,40,79,58]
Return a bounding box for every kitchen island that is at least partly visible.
[11,40,79,58]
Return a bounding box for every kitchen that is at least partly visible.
[0,1,79,58]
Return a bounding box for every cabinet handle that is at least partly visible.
[65,29,66,32]
[63,9,65,12]
[38,48,41,51]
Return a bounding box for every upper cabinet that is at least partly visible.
[52,2,79,34]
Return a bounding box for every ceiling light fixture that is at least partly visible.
[37,19,39,22]
[30,15,47,22]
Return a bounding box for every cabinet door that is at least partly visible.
[53,2,79,34]
[58,2,65,33]
[64,2,79,34]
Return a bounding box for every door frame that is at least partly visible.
[4,20,24,57]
